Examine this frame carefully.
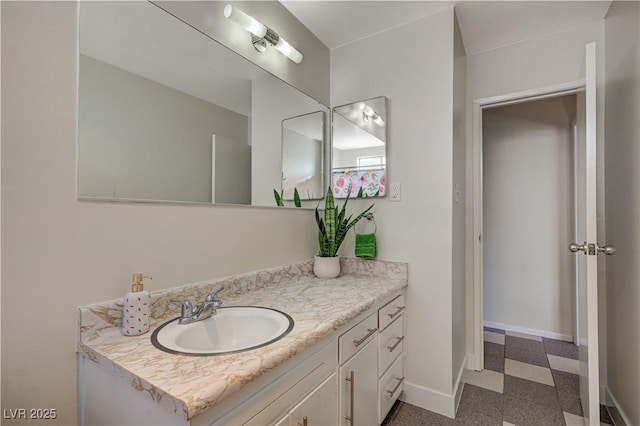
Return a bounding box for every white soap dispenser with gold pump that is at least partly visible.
[122,273,152,336]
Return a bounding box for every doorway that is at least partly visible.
[468,81,586,373]
[469,44,602,424]
[482,94,578,343]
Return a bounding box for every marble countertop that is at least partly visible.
[77,258,408,421]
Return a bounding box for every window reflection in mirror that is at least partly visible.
[281,111,325,202]
[77,1,328,208]
[331,96,388,198]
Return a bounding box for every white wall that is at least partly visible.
[604,2,640,424]
[333,146,385,169]
[332,8,459,416]
[451,11,467,392]
[482,97,575,338]
[214,134,252,205]
[79,55,250,203]
[151,1,330,106]
[251,74,326,207]
[282,130,322,200]
[0,3,320,425]
[465,20,607,384]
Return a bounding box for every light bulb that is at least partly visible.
[359,103,384,127]
[274,37,303,64]
[224,4,267,38]
[224,3,303,64]
[360,104,376,117]
[373,115,385,127]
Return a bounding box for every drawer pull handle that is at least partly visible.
[387,306,405,319]
[353,328,377,347]
[345,371,355,426]
[297,416,308,426]
[387,336,405,352]
[387,376,405,397]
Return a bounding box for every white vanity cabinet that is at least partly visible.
[80,288,407,426]
[377,294,405,423]
[274,373,337,426]
[336,291,405,426]
[338,312,379,426]
[225,341,337,426]
[339,338,378,426]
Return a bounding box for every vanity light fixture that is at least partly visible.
[223,4,303,64]
[359,103,385,127]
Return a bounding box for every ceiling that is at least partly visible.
[280,1,612,55]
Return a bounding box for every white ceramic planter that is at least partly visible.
[313,255,340,279]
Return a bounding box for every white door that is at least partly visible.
[569,42,614,426]
[211,135,216,203]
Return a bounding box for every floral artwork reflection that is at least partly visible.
[332,169,386,198]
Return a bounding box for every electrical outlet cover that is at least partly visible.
[390,182,401,201]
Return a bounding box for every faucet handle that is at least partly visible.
[205,286,224,303]
[168,299,194,317]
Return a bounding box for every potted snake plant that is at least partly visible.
[314,187,373,278]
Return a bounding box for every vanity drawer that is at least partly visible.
[378,294,405,331]
[378,315,404,376]
[339,313,377,364]
[378,355,404,424]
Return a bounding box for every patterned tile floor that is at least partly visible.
[383,327,615,425]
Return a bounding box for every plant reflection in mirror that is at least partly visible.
[274,188,302,208]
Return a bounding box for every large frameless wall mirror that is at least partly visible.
[77,1,328,208]
[331,96,388,198]
[281,111,325,203]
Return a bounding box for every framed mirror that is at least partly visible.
[331,96,388,198]
[77,1,328,208]
[281,111,325,203]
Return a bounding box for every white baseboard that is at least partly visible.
[606,387,633,426]
[453,356,466,414]
[483,320,573,342]
[466,352,481,371]
[401,382,456,419]
[601,385,611,406]
[401,356,467,419]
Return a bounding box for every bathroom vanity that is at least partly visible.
[77,258,407,425]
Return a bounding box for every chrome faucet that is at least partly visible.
[168,286,224,325]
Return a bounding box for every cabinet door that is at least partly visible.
[339,339,378,426]
[290,373,337,426]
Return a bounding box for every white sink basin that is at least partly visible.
[151,306,294,356]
